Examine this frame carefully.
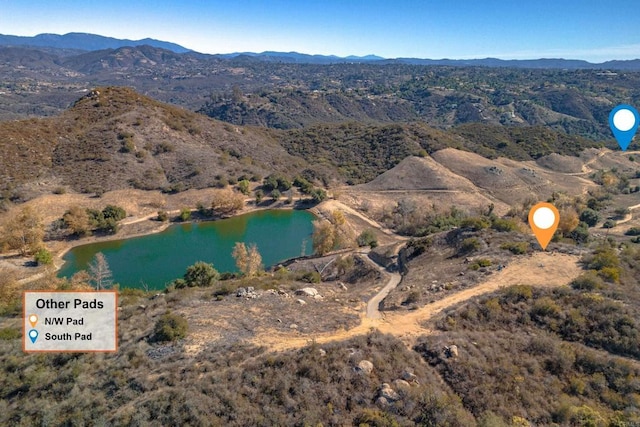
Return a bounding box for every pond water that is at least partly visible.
[57,209,315,290]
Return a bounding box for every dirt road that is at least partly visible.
[252,251,582,352]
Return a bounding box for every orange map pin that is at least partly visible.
[528,202,560,250]
[28,314,38,328]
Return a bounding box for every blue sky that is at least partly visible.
[1,0,639,61]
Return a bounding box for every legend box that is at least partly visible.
[23,291,118,352]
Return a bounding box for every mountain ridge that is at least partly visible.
[0,32,191,54]
[1,32,639,68]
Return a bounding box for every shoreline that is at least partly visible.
[51,200,317,276]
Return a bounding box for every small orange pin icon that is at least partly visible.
[528,202,560,250]
[28,314,38,328]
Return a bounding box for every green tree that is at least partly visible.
[271,189,281,201]
[179,208,191,222]
[579,209,600,227]
[184,261,219,287]
[34,247,53,266]
[356,229,378,248]
[255,189,264,204]
[237,179,250,195]
[309,188,327,203]
[102,205,126,222]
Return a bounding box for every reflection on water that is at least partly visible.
[58,209,314,290]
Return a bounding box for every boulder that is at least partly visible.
[375,396,389,407]
[379,383,400,401]
[236,287,247,297]
[445,345,459,358]
[401,369,418,383]
[356,360,374,375]
[296,299,306,305]
[295,287,319,297]
[289,324,298,329]
[393,379,411,389]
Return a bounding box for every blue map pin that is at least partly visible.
[28,329,38,344]
[609,104,639,151]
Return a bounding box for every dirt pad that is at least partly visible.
[252,251,582,352]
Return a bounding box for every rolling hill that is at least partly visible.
[0,42,638,142]
[0,87,306,201]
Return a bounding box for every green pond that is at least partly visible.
[57,209,315,290]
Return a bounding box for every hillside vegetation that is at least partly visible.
[0,86,609,205]
[2,44,640,142]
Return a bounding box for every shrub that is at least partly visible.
[579,209,600,227]
[179,208,191,222]
[500,241,528,254]
[531,297,560,317]
[461,216,490,231]
[157,211,168,222]
[309,188,327,203]
[237,179,250,195]
[183,261,219,287]
[459,237,481,255]
[569,222,590,244]
[491,217,518,232]
[356,229,378,248]
[470,258,492,270]
[625,227,640,236]
[404,290,421,305]
[255,189,264,204]
[570,272,603,290]
[598,267,620,283]
[602,220,616,229]
[300,271,321,283]
[102,205,126,222]
[293,176,313,194]
[614,207,630,217]
[0,327,20,340]
[152,312,188,342]
[504,285,533,301]
[34,247,53,266]
[585,246,620,271]
[263,174,291,192]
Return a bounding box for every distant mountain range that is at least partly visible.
[0,32,639,69]
[0,32,191,54]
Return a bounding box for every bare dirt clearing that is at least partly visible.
[250,251,582,352]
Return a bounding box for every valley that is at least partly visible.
[2,38,640,425]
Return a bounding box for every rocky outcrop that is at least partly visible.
[355,360,374,375]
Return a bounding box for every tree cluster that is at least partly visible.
[62,204,126,236]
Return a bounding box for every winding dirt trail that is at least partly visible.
[253,251,582,352]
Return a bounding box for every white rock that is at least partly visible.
[295,287,319,297]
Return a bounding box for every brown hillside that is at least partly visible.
[431,148,595,204]
[0,87,305,200]
[356,156,476,192]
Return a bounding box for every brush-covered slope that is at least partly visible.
[0,87,306,200]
